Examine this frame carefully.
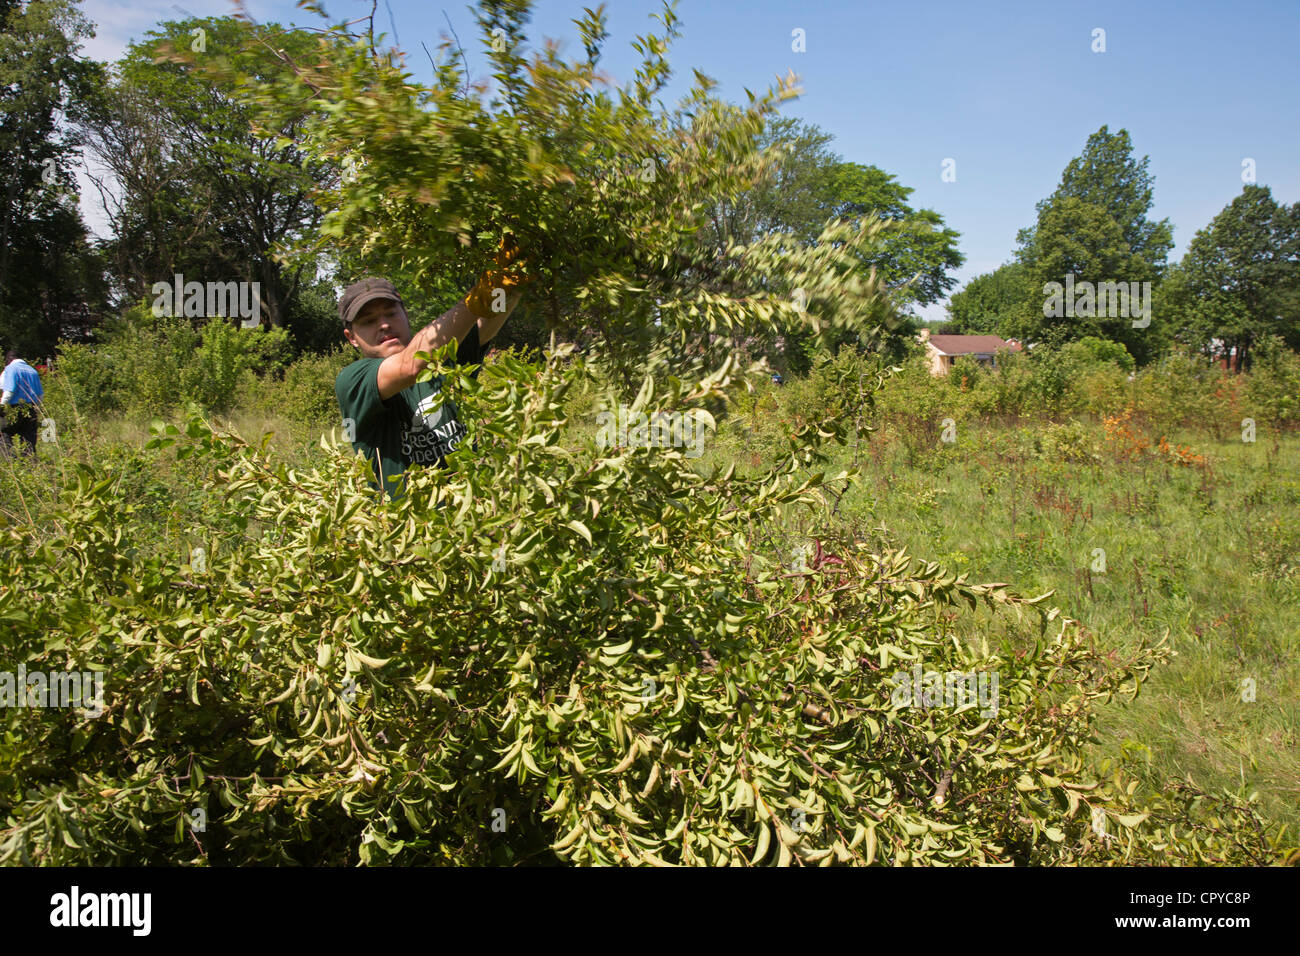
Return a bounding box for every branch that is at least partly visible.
[932,763,954,807]
[442,10,472,99]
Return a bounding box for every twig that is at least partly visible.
[187,826,209,861]
[442,11,472,99]
[685,633,717,671]
[384,0,401,51]
[366,0,379,64]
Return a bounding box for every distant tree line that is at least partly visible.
[945,126,1300,372]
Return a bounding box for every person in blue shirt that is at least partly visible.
[1,351,44,457]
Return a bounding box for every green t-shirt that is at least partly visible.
[335,325,483,498]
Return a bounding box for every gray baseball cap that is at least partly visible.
[339,277,403,327]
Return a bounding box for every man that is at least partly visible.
[0,350,44,457]
[335,236,527,498]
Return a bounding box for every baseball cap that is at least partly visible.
[339,277,403,327]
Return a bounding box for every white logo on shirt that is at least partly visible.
[402,388,465,463]
[415,392,441,426]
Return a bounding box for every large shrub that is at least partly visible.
[45,341,125,418]
[1071,364,1131,419]
[783,348,884,438]
[871,355,966,464]
[105,304,202,416]
[213,2,904,387]
[1134,348,1229,438]
[1059,335,1136,375]
[243,344,354,427]
[183,319,289,415]
[1243,334,1300,432]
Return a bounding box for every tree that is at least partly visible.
[1020,196,1171,359]
[1165,185,1300,371]
[83,16,332,334]
[0,0,108,356]
[703,116,836,250]
[213,3,898,387]
[1014,127,1174,363]
[1019,126,1173,268]
[822,162,963,310]
[945,262,1030,337]
[713,119,964,310]
[699,116,962,368]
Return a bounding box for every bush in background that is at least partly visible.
[48,304,293,419]
[243,345,355,429]
[1134,349,1230,439]
[1243,334,1300,433]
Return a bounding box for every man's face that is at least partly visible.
[344,298,411,358]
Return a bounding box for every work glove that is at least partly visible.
[464,233,531,318]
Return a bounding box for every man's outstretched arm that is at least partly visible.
[377,237,528,400]
[474,288,524,345]
[377,299,479,400]
[376,291,524,400]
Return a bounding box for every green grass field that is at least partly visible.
[705,411,1300,834]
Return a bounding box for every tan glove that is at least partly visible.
[464,233,531,318]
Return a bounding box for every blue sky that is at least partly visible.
[76,0,1300,323]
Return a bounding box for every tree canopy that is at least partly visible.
[1014,127,1173,361]
[1160,184,1300,370]
[0,0,107,356]
[945,261,1029,337]
[1019,125,1173,270]
[84,15,334,335]
[198,3,906,386]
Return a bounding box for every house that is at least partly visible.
[1206,338,1243,372]
[919,329,1023,376]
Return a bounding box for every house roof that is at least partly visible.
[926,334,1022,356]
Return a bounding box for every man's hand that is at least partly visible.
[464,233,531,320]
